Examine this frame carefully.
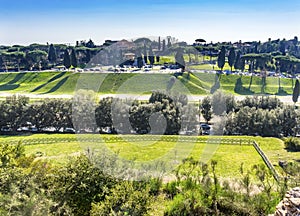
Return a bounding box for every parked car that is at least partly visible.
[63,128,76,134]
[200,123,211,131]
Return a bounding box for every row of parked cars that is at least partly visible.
[1,122,213,136]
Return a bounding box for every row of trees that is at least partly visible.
[216,45,300,74]
[0,91,197,135]
[196,36,300,59]
[0,41,100,71]
[1,90,299,137]
[200,91,298,137]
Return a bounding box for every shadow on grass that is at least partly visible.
[234,76,254,95]
[210,74,221,94]
[0,73,11,83]
[44,76,69,94]
[275,87,290,96]
[31,72,66,92]
[0,73,25,91]
[7,73,25,85]
[24,72,39,83]
[0,84,20,91]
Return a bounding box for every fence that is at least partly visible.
[0,136,253,146]
[253,141,281,182]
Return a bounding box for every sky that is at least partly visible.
[1,0,300,45]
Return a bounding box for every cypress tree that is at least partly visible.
[143,44,148,64]
[70,48,78,68]
[149,45,155,65]
[217,46,226,72]
[162,40,166,51]
[167,37,171,48]
[156,55,160,63]
[175,49,185,71]
[63,49,71,69]
[292,79,300,104]
[158,36,161,51]
[48,44,57,64]
[228,47,236,72]
[234,50,242,70]
[136,49,143,68]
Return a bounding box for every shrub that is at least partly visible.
[90,181,153,216]
[284,137,300,151]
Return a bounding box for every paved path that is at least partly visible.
[0,92,294,104]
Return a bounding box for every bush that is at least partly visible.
[90,181,153,216]
[284,137,300,151]
[164,190,212,216]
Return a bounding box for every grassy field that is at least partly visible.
[3,134,298,179]
[0,71,294,96]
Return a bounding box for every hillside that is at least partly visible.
[0,71,294,96]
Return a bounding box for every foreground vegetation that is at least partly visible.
[0,136,298,215]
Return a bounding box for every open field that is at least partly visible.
[3,134,298,178]
[0,71,294,98]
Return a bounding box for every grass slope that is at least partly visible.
[0,71,294,96]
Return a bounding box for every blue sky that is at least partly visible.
[1,0,300,45]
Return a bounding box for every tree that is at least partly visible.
[91,181,153,216]
[275,55,300,88]
[242,54,256,81]
[70,48,78,68]
[48,44,57,64]
[26,50,47,70]
[167,36,172,48]
[49,155,115,216]
[72,90,97,132]
[63,49,71,69]
[4,95,29,132]
[162,39,166,51]
[95,97,113,131]
[228,47,236,72]
[234,50,242,71]
[86,49,91,63]
[86,39,96,48]
[156,55,160,63]
[143,43,148,64]
[200,97,212,123]
[279,39,286,55]
[175,49,185,71]
[0,55,3,71]
[292,79,300,105]
[195,39,206,44]
[217,46,226,72]
[158,36,161,51]
[212,90,226,115]
[136,49,143,68]
[149,45,155,66]
[278,106,297,136]
[8,51,25,71]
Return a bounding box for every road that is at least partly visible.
[0,92,295,104]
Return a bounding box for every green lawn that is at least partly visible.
[255,137,300,174]
[0,71,294,96]
[3,134,295,178]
